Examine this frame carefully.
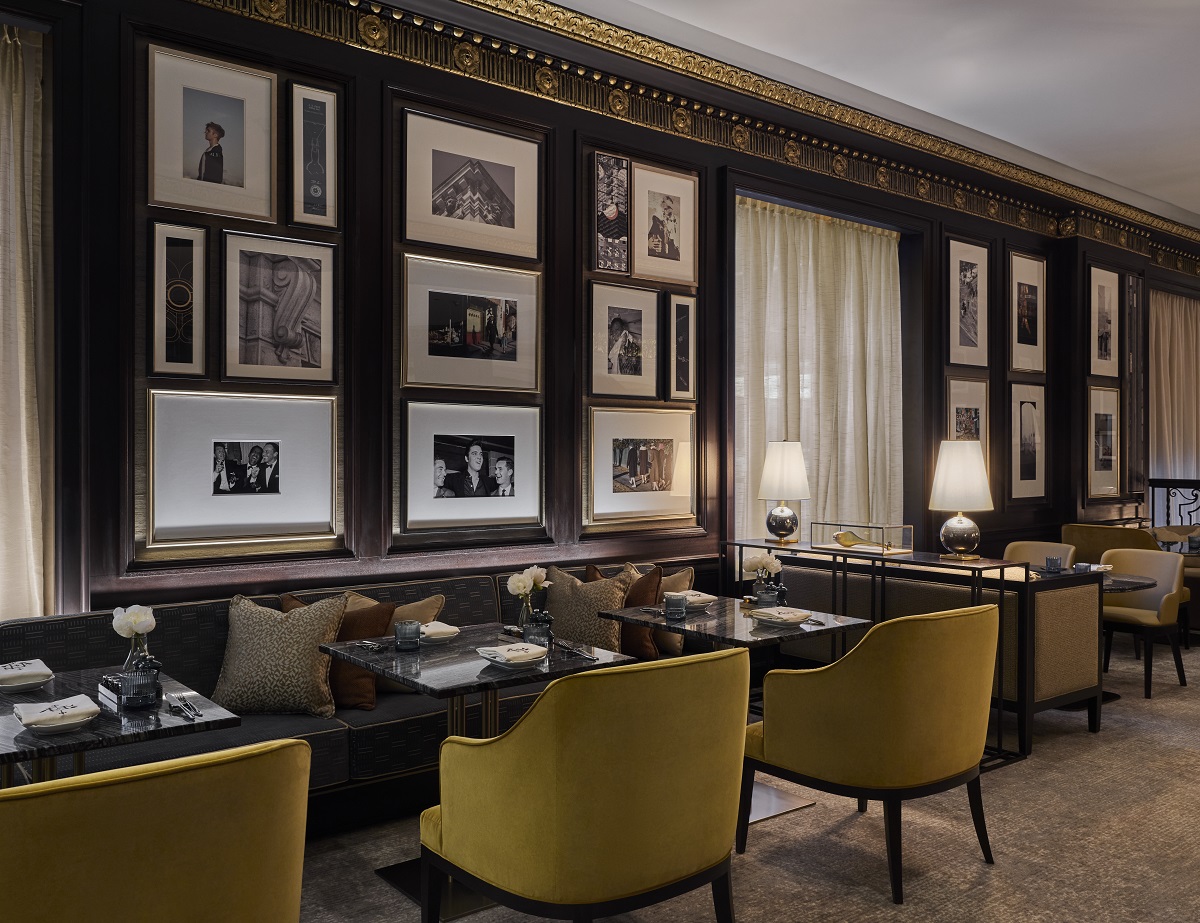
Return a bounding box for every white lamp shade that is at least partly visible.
[929,440,994,512]
[758,441,811,501]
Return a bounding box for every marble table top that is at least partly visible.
[600,597,870,648]
[0,668,239,764]
[321,622,633,699]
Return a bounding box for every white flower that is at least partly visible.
[507,572,533,598]
[763,552,783,575]
[524,565,551,590]
[743,551,783,577]
[742,552,766,574]
[112,605,156,638]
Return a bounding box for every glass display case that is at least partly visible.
[808,522,914,555]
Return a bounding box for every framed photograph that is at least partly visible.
[224,233,335,382]
[1010,384,1045,500]
[631,162,698,286]
[404,111,540,260]
[591,282,659,398]
[405,402,542,530]
[147,390,336,548]
[669,294,697,401]
[403,255,540,392]
[1090,267,1120,377]
[586,407,695,526]
[1089,386,1120,498]
[291,83,337,228]
[152,223,206,375]
[947,377,988,456]
[149,45,275,221]
[948,239,989,366]
[1010,252,1045,372]
[594,151,630,273]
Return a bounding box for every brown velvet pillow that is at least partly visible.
[585,564,662,660]
[281,593,396,710]
[652,567,695,656]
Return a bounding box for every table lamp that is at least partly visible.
[929,440,993,560]
[758,440,811,543]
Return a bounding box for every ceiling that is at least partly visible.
[552,0,1200,232]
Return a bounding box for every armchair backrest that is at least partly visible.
[0,739,311,923]
[1004,540,1077,568]
[1100,548,1184,623]
[1062,523,1159,564]
[762,605,998,789]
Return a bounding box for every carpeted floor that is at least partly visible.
[300,636,1200,922]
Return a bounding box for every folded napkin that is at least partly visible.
[752,607,818,624]
[1092,564,1114,572]
[0,658,53,686]
[420,621,460,639]
[13,694,100,728]
[681,591,718,606]
[478,643,547,663]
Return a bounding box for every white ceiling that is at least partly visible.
[554,0,1200,232]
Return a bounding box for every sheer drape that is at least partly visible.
[1149,289,1200,478]
[734,196,903,540]
[1,25,53,617]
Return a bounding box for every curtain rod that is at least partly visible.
[1,13,52,34]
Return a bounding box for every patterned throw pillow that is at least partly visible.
[652,567,695,656]
[585,564,662,660]
[379,595,446,694]
[212,594,346,718]
[546,565,634,651]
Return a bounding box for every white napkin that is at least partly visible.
[681,591,718,606]
[478,643,547,663]
[420,621,460,639]
[13,694,100,728]
[0,659,53,686]
[1092,564,1114,572]
[752,607,818,624]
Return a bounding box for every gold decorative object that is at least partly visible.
[876,166,889,188]
[916,177,930,198]
[607,87,629,116]
[1060,217,1077,236]
[671,107,692,135]
[953,189,966,209]
[784,139,801,164]
[986,199,999,218]
[1018,208,1029,226]
[253,0,286,19]
[832,153,848,177]
[453,41,480,73]
[534,66,558,95]
[731,124,750,149]
[834,530,872,548]
[357,13,387,48]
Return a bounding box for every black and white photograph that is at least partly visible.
[1088,386,1120,497]
[292,84,337,228]
[224,233,335,382]
[147,390,336,550]
[1016,285,1037,346]
[594,152,629,273]
[948,239,988,366]
[592,283,659,398]
[1010,252,1046,371]
[947,377,987,456]
[669,295,697,401]
[403,255,540,392]
[1090,267,1120,377]
[405,402,541,530]
[587,407,695,526]
[1010,383,1045,500]
[631,162,697,285]
[150,46,275,221]
[405,112,540,259]
[152,223,205,375]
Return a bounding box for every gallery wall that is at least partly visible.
[9,0,1200,612]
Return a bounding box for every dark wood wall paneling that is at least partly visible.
[10,0,1200,609]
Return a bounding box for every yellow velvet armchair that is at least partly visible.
[420,648,750,923]
[0,739,311,923]
[736,605,998,905]
[1004,540,1077,568]
[1100,548,1186,698]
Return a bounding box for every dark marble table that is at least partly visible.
[0,667,239,787]
[1028,568,1157,593]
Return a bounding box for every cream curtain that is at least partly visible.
[1,25,53,618]
[1149,289,1200,478]
[734,196,904,540]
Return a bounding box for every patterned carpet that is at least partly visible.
[300,635,1200,922]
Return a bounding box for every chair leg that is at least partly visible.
[966,776,994,864]
[1182,605,1191,650]
[1087,694,1102,733]
[1134,637,1142,660]
[1144,632,1154,699]
[420,855,445,923]
[882,798,903,904]
[1103,628,1113,672]
[734,763,755,855]
[711,867,735,923]
[1170,630,1187,687]
[857,798,868,813]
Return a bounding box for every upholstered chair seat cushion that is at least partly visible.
[1102,605,1165,628]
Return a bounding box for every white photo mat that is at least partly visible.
[224,233,335,381]
[631,162,698,285]
[149,45,275,221]
[405,402,542,529]
[291,83,337,228]
[947,377,988,457]
[1010,383,1045,500]
[1010,252,1045,372]
[1089,386,1120,497]
[152,223,206,375]
[403,255,540,392]
[148,390,336,546]
[587,407,695,523]
[1090,267,1120,377]
[949,239,988,366]
[592,282,659,398]
[405,112,539,259]
[669,294,697,401]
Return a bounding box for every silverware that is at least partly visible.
[166,694,196,721]
[555,642,598,662]
[174,692,203,719]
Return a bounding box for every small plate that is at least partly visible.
[420,633,457,646]
[0,675,54,694]
[477,648,547,670]
[25,714,96,736]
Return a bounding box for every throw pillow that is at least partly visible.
[585,563,662,660]
[281,593,396,710]
[379,594,446,693]
[546,564,633,651]
[652,567,695,656]
[281,589,380,613]
[212,594,346,719]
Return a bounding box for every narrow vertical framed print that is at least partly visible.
[1010,252,1045,372]
[668,294,697,401]
[947,377,988,457]
[1010,383,1045,500]
[1090,267,1120,377]
[591,282,659,398]
[1088,386,1120,498]
[948,239,988,367]
[152,223,206,375]
[594,151,630,273]
[631,162,698,286]
[291,83,337,228]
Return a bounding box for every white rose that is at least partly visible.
[507,573,533,597]
[112,604,156,638]
[764,553,783,575]
[526,565,548,589]
[742,553,764,574]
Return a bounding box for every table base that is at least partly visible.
[376,858,494,921]
[1057,690,1121,711]
[748,779,815,823]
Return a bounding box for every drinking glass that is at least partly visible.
[394,620,421,652]
[663,592,688,620]
[1045,555,1062,573]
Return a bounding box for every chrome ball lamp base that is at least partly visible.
[938,512,981,561]
[765,503,799,543]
